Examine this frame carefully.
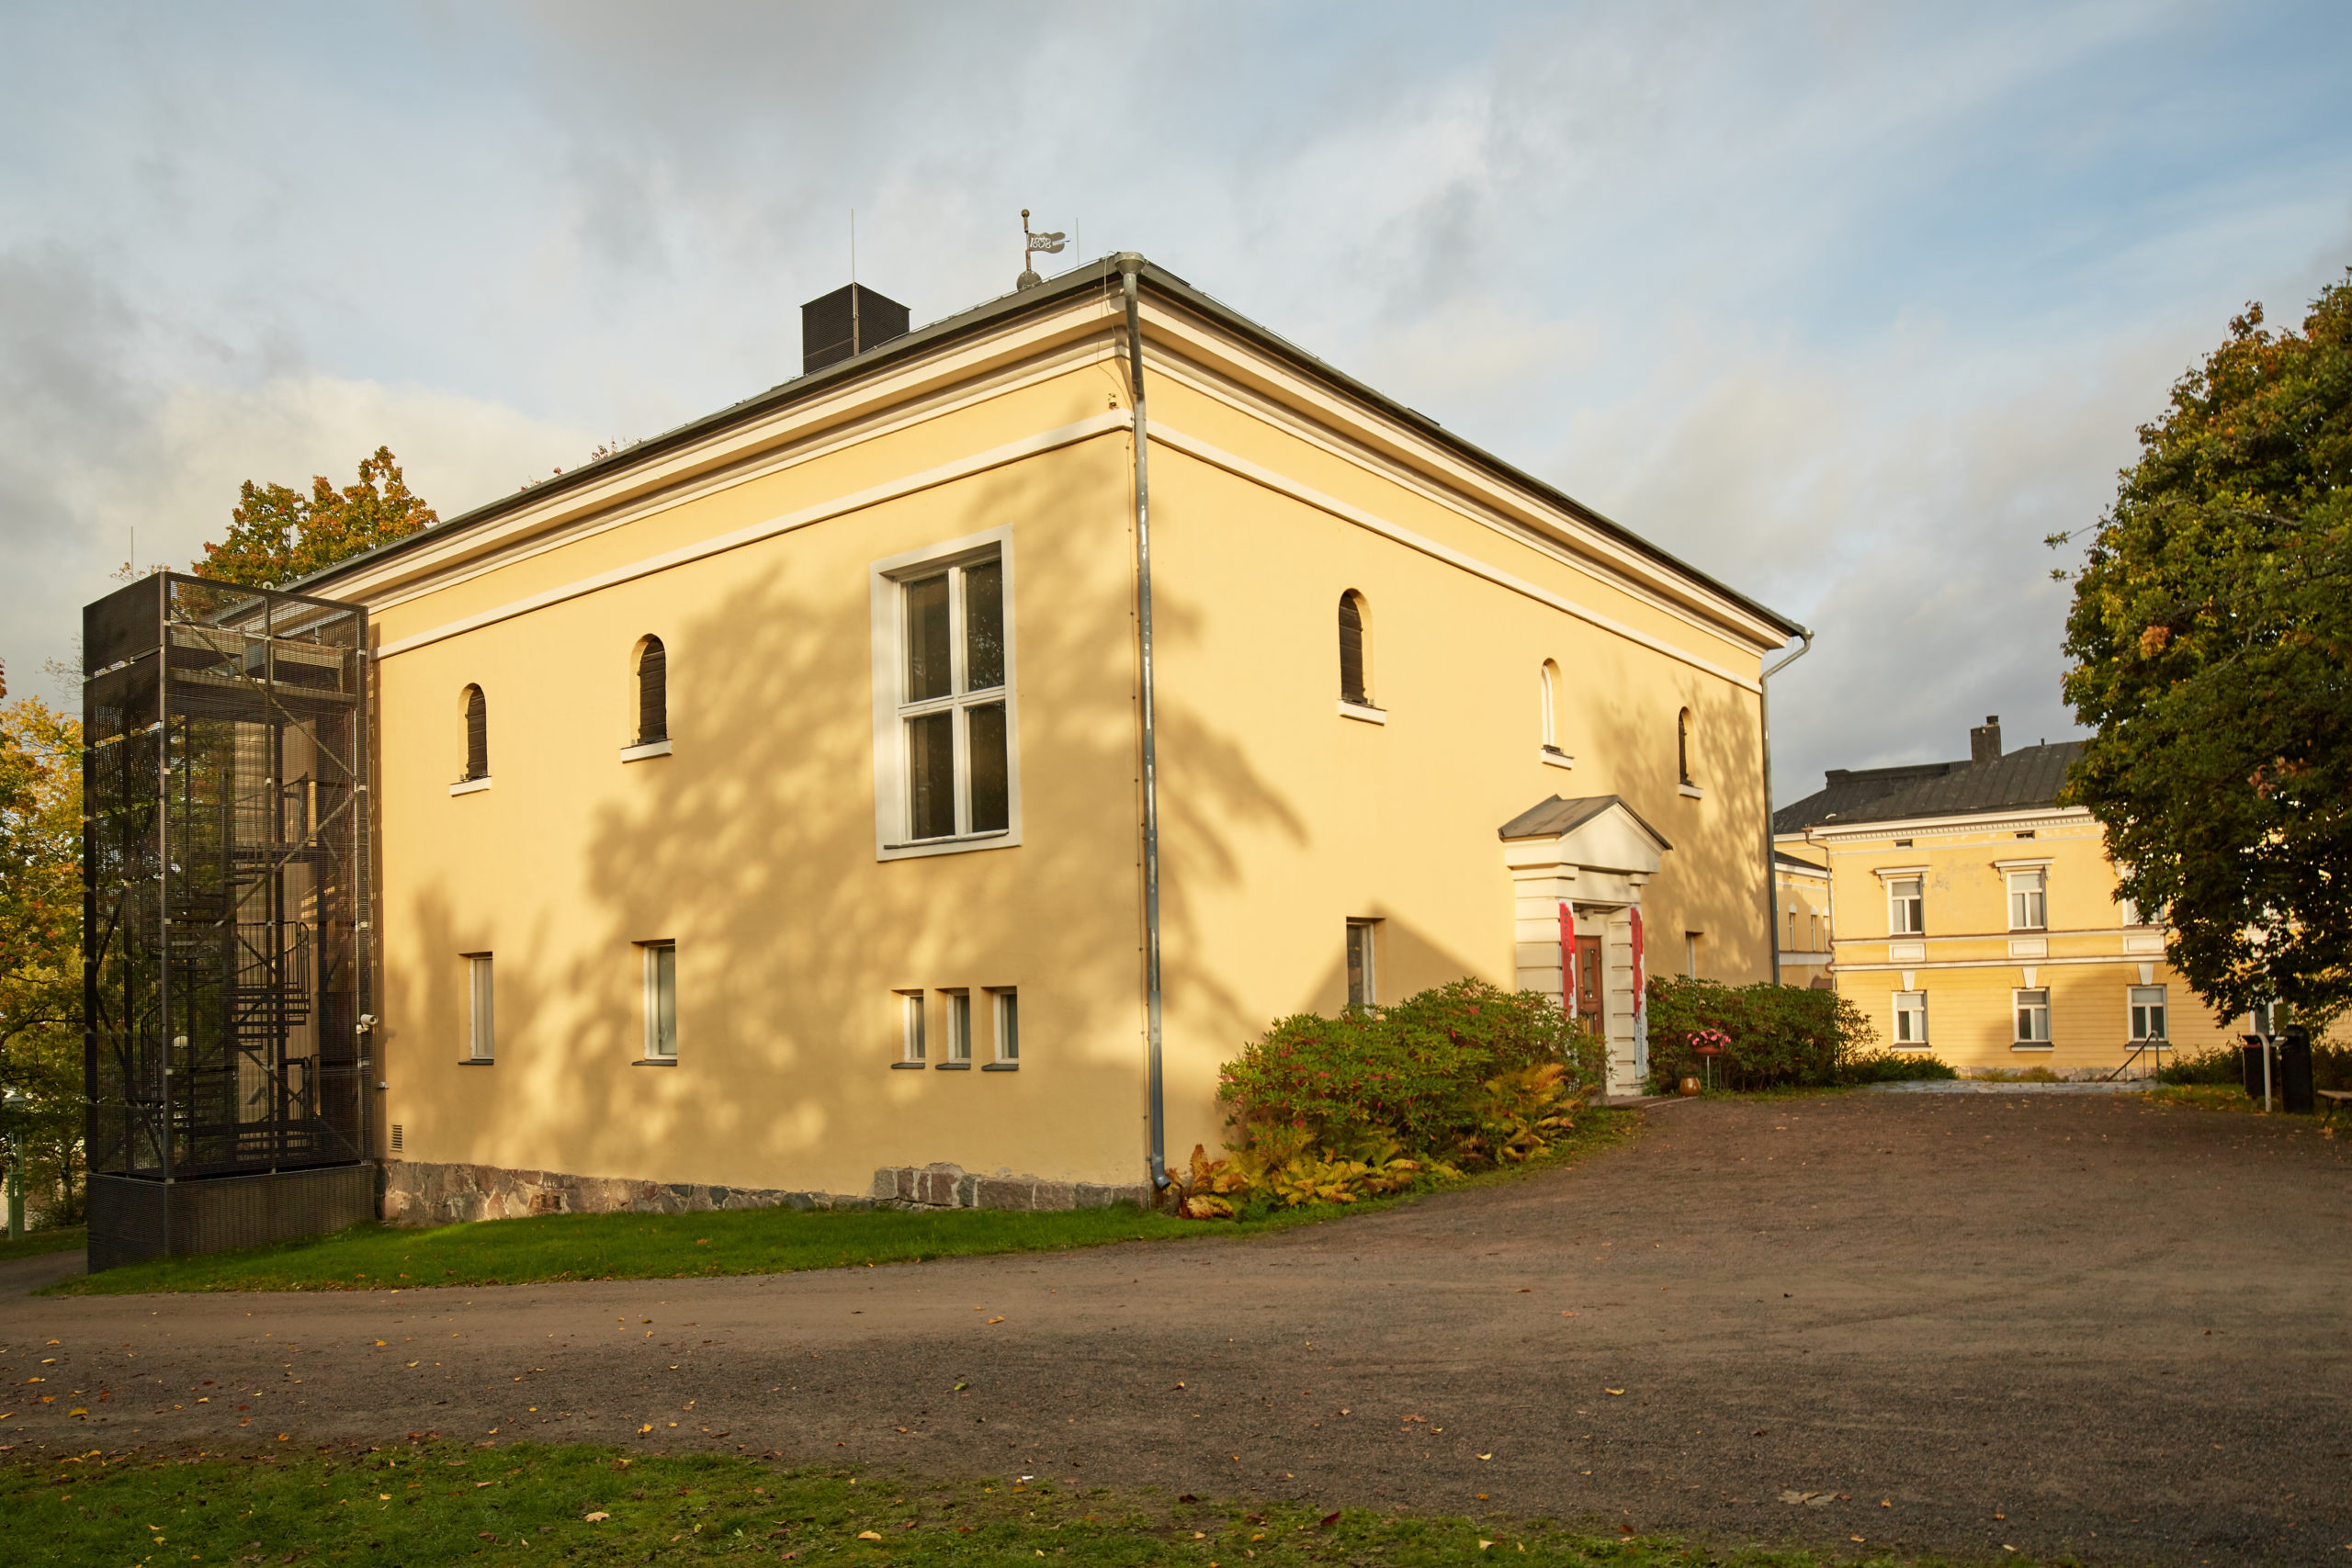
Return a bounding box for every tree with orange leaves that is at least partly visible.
[193,445,438,588]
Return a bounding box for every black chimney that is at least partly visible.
[1970,715,2002,764]
[800,284,910,375]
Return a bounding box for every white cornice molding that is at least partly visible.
[1811,806,2095,844]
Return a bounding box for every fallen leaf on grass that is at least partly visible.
[1851,1537,1866,1543]
[1319,1512,1340,1528]
[856,1529,883,1541]
[1604,1389,1624,1396]
[1478,1541,1494,1551]
[1477,1453,1492,1461]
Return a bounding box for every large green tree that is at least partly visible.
[194,445,437,587]
[2058,270,2351,1028]
[0,689,88,1222]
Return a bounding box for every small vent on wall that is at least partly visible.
[390,1123,404,1153]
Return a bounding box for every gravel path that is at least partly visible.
[5,1094,2346,1565]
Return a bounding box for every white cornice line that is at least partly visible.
[1145,351,1783,657]
[372,411,1129,660]
[1811,807,2095,844]
[335,333,1124,615]
[1136,300,1792,651]
[1835,955,2164,974]
[1149,423,1765,694]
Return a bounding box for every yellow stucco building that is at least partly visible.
[283,256,1802,1219]
[1776,716,2248,1076]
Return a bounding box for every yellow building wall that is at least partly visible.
[1817,814,2245,1073]
[1772,852,1832,988]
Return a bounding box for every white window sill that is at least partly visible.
[620,739,673,762]
[1338,700,1386,725]
[2009,1043,2054,1053]
[1539,747,1574,770]
[449,776,492,796]
[878,829,1015,861]
[1678,782,1705,799]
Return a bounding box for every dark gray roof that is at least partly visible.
[1780,741,2085,832]
[1773,849,1826,873]
[1498,794,1673,851]
[285,254,1803,639]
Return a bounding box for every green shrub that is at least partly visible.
[1182,979,1603,1218]
[2159,1045,2242,1085]
[1840,1050,1960,1083]
[1643,976,1880,1090]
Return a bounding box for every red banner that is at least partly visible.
[1559,902,1577,1020]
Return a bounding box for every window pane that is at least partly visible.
[1338,595,1365,704]
[967,702,1009,833]
[998,991,1018,1061]
[902,993,925,1061]
[904,573,952,702]
[1346,923,1374,1007]
[907,711,956,839]
[469,956,493,1059]
[964,558,1004,692]
[653,946,676,1056]
[950,993,971,1060]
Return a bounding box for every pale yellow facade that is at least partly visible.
[306,258,1797,1200]
[1805,807,2245,1073]
[1772,849,1832,988]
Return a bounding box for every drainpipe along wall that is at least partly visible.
[1120,255,1170,1193]
[1758,629,1814,986]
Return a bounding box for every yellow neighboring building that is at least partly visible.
[1775,716,2245,1076]
[1773,850,1832,988]
[284,256,1801,1220]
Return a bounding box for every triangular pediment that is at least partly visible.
[1498,794,1670,875]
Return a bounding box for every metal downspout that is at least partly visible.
[1759,629,1814,986]
[1121,255,1170,1192]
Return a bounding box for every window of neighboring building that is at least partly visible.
[2007,868,2047,931]
[945,990,973,1065]
[991,988,1020,1064]
[2130,985,2166,1043]
[2014,987,2052,1045]
[1810,912,1822,950]
[635,636,668,745]
[1339,591,1371,706]
[899,991,927,1064]
[1345,919,1378,1008]
[1888,877,1924,935]
[1539,660,1563,753]
[1786,908,1797,949]
[1893,990,1928,1048]
[641,942,677,1060]
[461,685,489,781]
[869,533,1018,857]
[1677,708,1694,785]
[1684,931,1701,978]
[466,953,494,1061]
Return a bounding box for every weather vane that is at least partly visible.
[1017,209,1066,290]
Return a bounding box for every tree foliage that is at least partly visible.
[2058,270,2352,1027]
[0,691,88,1221]
[193,446,437,587]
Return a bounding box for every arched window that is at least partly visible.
[1676,707,1693,785]
[1338,591,1369,705]
[461,685,488,781]
[634,636,668,745]
[1539,660,1562,752]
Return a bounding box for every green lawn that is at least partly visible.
[0,1438,1933,1567]
[50,1112,1638,1295]
[0,1224,85,1263]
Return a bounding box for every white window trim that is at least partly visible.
[448,776,492,797]
[897,990,927,1066]
[1678,782,1706,799]
[1338,699,1387,724]
[868,526,1022,861]
[2007,867,2049,931]
[620,739,673,762]
[1539,747,1574,770]
[1345,919,1379,1008]
[943,989,974,1066]
[1886,875,1925,937]
[2012,987,2052,1047]
[2128,984,2168,1043]
[989,987,1020,1066]
[1892,989,1929,1049]
[641,942,677,1061]
[465,953,494,1062]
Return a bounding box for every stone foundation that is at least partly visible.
[382,1157,1150,1228]
[1955,1063,2161,1082]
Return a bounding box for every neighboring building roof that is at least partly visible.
[1498,794,1673,851]
[286,254,1803,639]
[1778,740,2086,834]
[1773,850,1826,874]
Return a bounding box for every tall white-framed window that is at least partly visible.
[2007,868,2047,931]
[1893,990,1928,1048]
[898,991,927,1065]
[465,953,494,1061]
[1684,931,1701,978]
[2014,987,2052,1046]
[1345,919,1379,1008]
[869,529,1019,860]
[1539,660,1563,753]
[2129,985,2166,1043]
[1887,877,1925,935]
[641,942,677,1060]
[944,990,974,1066]
[990,987,1020,1065]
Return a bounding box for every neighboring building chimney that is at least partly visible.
[1970,715,2002,764]
[800,283,911,375]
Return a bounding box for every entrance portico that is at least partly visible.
[1501,795,1672,1098]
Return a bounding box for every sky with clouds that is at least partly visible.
[5,0,2348,798]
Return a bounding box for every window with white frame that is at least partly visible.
[1893,990,1928,1047]
[642,942,677,1059]
[1887,877,1924,935]
[945,990,973,1064]
[2014,987,2052,1044]
[1345,919,1378,1008]
[899,991,926,1064]
[2130,985,2166,1042]
[870,533,1018,857]
[2007,868,2047,931]
[991,987,1020,1063]
[1539,660,1563,753]
[466,953,494,1060]
[1684,931,1701,977]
